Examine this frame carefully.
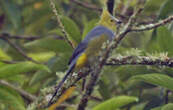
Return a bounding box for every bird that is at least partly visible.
[48,8,121,105]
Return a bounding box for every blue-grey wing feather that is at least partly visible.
[68,25,115,66]
[68,42,87,65]
[83,25,114,42]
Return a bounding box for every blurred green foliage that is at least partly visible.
[0,0,173,110]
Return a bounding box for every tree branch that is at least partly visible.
[0,33,64,41]
[0,80,36,102]
[1,37,39,64]
[49,0,75,49]
[70,0,102,12]
[0,33,42,41]
[131,15,173,32]
[0,60,19,64]
[106,56,173,67]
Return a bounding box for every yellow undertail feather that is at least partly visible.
[76,53,87,69]
[48,86,76,110]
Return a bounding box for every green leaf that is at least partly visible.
[151,106,162,110]
[131,73,173,90]
[6,75,26,86]
[157,27,173,55]
[115,66,156,81]
[61,16,81,43]
[0,48,11,60]
[29,55,70,85]
[25,83,40,94]
[131,102,147,110]
[0,86,25,110]
[0,62,50,78]
[28,52,55,62]
[93,96,138,110]
[148,0,173,50]
[48,55,70,72]
[150,104,173,110]
[162,103,173,110]
[25,14,52,35]
[29,70,50,86]
[24,38,73,53]
[144,0,165,13]
[0,62,7,68]
[147,27,173,55]
[98,79,111,100]
[0,0,21,29]
[158,0,173,19]
[48,28,64,37]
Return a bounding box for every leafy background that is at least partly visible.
[0,0,173,110]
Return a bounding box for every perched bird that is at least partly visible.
[49,9,121,104]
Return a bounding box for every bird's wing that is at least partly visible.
[68,42,87,65]
[68,26,114,66]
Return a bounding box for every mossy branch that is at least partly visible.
[131,15,173,32]
[106,55,173,67]
[0,36,39,64]
[0,80,36,102]
[49,0,75,49]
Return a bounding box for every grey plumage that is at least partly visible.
[48,25,115,105]
[68,25,115,67]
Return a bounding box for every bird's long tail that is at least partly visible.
[48,64,75,106]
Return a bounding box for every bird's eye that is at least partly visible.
[110,19,114,22]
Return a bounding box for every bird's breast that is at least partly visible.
[85,34,109,57]
[75,34,110,70]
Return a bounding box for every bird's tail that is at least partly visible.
[48,64,75,106]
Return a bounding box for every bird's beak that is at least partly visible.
[111,15,122,24]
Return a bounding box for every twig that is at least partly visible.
[56,103,76,109]
[0,80,36,102]
[0,60,19,64]
[1,37,39,64]
[89,95,102,102]
[0,33,64,41]
[121,0,131,15]
[131,15,173,32]
[70,0,102,12]
[0,33,42,41]
[106,56,173,67]
[77,65,101,110]
[49,0,75,49]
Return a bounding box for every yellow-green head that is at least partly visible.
[98,9,121,31]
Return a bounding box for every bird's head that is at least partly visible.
[98,9,121,31]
